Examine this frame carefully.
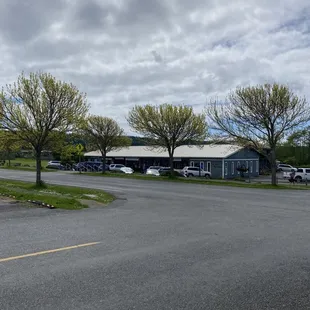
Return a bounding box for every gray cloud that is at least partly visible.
[151,51,163,63]
[0,0,65,43]
[0,0,310,134]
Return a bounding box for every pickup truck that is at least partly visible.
[283,168,310,182]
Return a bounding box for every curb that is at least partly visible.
[0,193,55,209]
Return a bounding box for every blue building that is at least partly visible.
[84,144,261,179]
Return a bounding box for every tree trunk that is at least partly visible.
[168,149,174,177]
[270,147,277,186]
[35,150,42,186]
[101,152,107,174]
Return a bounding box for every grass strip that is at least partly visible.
[81,172,310,190]
[0,179,115,210]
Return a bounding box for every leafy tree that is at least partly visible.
[0,130,25,166]
[207,83,310,185]
[81,116,131,173]
[127,104,207,175]
[285,126,310,147]
[0,72,89,186]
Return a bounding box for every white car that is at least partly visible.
[277,164,297,172]
[145,166,161,176]
[182,166,211,178]
[120,167,134,174]
[109,164,125,172]
[47,160,61,166]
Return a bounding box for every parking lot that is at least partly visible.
[1,170,310,309]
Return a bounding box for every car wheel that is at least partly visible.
[187,173,194,177]
[205,174,210,179]
[295,176,302,183]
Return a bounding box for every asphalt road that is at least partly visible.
[1,170,310,309]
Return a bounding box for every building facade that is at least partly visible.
[84,144,260,179]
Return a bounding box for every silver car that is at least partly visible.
[182,166,211,178]
[277,164,297,172]
[146,166,162,176]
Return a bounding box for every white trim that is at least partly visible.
[222,159,225,179]
[232,161,234,175]
[224,161,228,175]
[224,158,259,161]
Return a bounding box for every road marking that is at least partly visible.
[0,242,100,263]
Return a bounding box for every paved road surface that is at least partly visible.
[1,170,310,309]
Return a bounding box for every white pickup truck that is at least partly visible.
[283,168,310,182]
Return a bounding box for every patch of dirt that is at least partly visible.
[79,199,107,208]
[0,196,17,203]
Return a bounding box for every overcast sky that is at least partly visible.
[0,0,309,134]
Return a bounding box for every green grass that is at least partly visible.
[0,179,115,210]
[81,171,310,190]
[0,158,51,171]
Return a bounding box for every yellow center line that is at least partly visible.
[0,242,100,263]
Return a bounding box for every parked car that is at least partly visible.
[158,167,187,177]
[182,166,211,178]
[283,168,310,182]
[109,164,126,172]
[145,166,162,176]
[46,161,64,170]
[277,163,297,172]
[119,167,134,174]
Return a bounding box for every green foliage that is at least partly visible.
[81,115,131,172]
[0,72,89,185]
[276,146,310,166]
[284,126,310,147]
[208,83,310,185]
[127,103,207,173]
[0,130,25,164]
[59,145,78,164]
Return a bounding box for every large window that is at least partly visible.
[207,161,211,172]
[250,161,253,173]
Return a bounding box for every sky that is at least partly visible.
[0,0,310,134]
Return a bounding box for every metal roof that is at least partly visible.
[84,144,243,159]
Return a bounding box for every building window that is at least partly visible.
[207,161,211,172]
[190,161,194,167]
[225,162,228,175]
[250,161,253,173]
[232,162,234,175]
[200,161,204,170]
[237,161,240,174]
[256,161,259,173]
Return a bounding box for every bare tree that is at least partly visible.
[0,72,89,186]
[207,83,310,185]
[81,116,131,173]
[127,103,208,175]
